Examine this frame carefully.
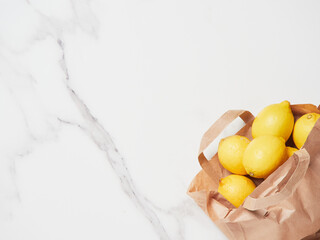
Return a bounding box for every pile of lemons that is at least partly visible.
[217,101,320,208]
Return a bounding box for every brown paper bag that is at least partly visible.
[188,104,320,240]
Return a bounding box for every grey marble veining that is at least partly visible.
[1,0,320,239]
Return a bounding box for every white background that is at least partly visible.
[0,0,320,239]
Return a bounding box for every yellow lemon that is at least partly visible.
[286,146,298,158]
[218,174,256,208]
[293,113,320,149]
[218,135,250,175]
[252,100,294,141]
[281,146,299,164]
[243,135,287,178]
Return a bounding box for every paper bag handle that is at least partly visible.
[198,110,255,184]
[242,149,310,211]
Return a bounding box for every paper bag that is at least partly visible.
[188,104,320,240]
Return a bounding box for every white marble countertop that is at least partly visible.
[1,1,320,239]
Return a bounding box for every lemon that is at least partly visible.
[281,146,299,164]
[218,174,256,208]
[286,146,298,158]
[218,135,250,175]
[252,100,294,141]
[293,113,320,149]
[243,135,287,178]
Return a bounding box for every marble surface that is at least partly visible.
[1,0,320,239]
